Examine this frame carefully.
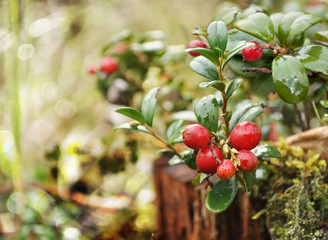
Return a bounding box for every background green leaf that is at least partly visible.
[244,172,256,192]
[141,87,160,126]
[229,103,264,130]
[251,144,281,158]
[278,11,321,45]
[234,12,274,43]
[115,107,145,123]
[206,176,238,213]
[214,6,240,25]
[223,41,255,69]
[185,48,219,66]
[294,44,328,76]
[199,80,225,91]
[190,56,220,80]
[114,123,152,135]
[194,95,219,132]
[270,13,284,37]
[272,56,309,104]
[226,78,243,100]
[166,120,184,139]
[315,30,328,42]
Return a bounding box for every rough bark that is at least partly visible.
[153,155,269,240]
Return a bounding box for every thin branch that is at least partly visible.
[294,104,306,131]
[210,137,221,165]
[303,101,310,130]
[242,67,272,74]
[314,40,328,47]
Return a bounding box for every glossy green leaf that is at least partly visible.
[255,166,269,180]
[200,173,209,183]
[214,6,240,25]
[226,78,243,99]
[182,149,197,170]
[223,41,254,69]
[315,30,328,42]
[166,126,186,145]
[322,114,328,123]
[141,87,160,126]
[320,100,328,108]
[229,103,264,130]
[294,44,328,76]
[207,21,228,53]
[190,56,220,80]
[167,120,184,139]
[234,13,274,43]
[272,56,309,104]
[114,123,152,135]
[270,13,284,36]
[249,74,274,99]
[244,172,256,192]
[185,48,219,66]
[206,176,238,213]
[226,29,263,51]
[115,107,145,123]
[251,144,281,158]
[194,95,219,132]
[278,11,321,45]
[168,155,184,165]
[290,33,305,49]
[199,80,225,91]
[192,174,201,185]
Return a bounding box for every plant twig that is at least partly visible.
[294,104,306,131]
[314,40,328,47]
[242,67,272,74]
[210,137,221,165]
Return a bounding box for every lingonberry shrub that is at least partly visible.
[100,56,119,75]
[196,145,223,174]
[115,5,327,214]
[186,39,206,57]
[242,41,263,61]
[182,124,210,149]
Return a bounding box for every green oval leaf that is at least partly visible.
[214,6,240,25]
[294,44,328,76]
[185,48,219,66]
[166,125,186,145]
[194,95,219,132]
[315,30,328,42]
[272,56,309,104]
[278,11,321,46]
[115,107,145,123]
[207,21,228,53]
[114,123,152,135]
[223,41,255,69]
[141,87,160,126]
[166,120,184,139]
[226,78,243,100]
[229,103,264,130]
[251,144,281,158]
[270,13,284,37]
[190,56,219,80]
[199,80,225,91]
[244,172,256,192]
[234,12,274,43]
[320,100,328,108]
[168,155,184,166]
[206,176,238,213]
[182,149,197,170]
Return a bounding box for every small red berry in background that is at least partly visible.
[114,43,128,54]
[88,64,97,75]
[217,159,236,180]
[100,57,119,74]
[242,41,263,62]
[236,150,258,172]
[182,124,210,150]
[230,121,262,150]
[186,39,206,57]
[196,145,223,174]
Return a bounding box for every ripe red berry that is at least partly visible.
[242,41,263,62]
[217,159,236,180]
[236,150,258,172]
[196,145,223,174]
[182,124,210,150]
[186,40,206,57]
[230,121,262,150]
[100,57,118,74]
[88,64,97,75]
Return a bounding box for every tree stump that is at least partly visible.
[153,155,270,240]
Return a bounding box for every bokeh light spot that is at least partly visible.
[18,44,34,60]
[0,130,14,153]
[41,82,58,100]
[55,99,76,118]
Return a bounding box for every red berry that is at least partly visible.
[196,145,223,174]
[217,159,236,180]
[88,64,97,75]
[182,124,210,150]
[100,57,118,74]
[230,121,262,150]
[242,41,263,62]
[186,40,206,57]
[236,150,258,172]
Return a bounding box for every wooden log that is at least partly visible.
[153,154,270,240]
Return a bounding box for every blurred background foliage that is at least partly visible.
[0,0,327,239]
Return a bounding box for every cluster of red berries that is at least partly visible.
[88,56,119,75]
[182,121,262,180]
